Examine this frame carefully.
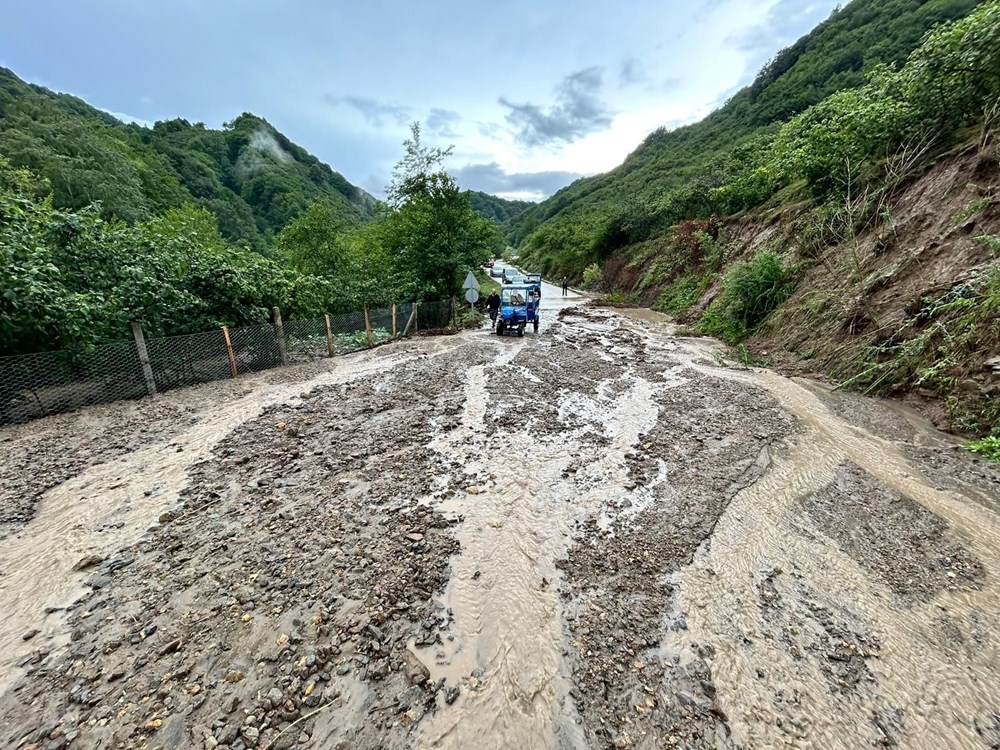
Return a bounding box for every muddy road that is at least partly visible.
[1,293,999,750]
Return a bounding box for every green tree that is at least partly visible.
[380,123,504,300]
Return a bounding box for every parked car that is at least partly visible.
[489,265,503,277]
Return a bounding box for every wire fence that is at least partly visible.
[0,300,457,425]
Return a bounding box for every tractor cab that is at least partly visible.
[497,285,540,337]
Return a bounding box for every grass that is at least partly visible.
[654,272,712,315]
[475,269,501,296]
[965,436,1000,462]
[841,264,1000,435]
[700,251,797,344]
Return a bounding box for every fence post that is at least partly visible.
[414,302,419,333]
[364,304,374,348]
[221,326,238,378]
[391,304,397,338]
[324,314,334,357]
[402,303,417,337]
[451,296,457,328]
[131,321,157,396]
[272,306,288,365]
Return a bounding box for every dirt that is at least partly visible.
[1,300,999,750]
[601,147,1000,437]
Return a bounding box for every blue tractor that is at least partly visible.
[496,285,540,337]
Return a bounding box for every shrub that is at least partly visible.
[582,263,603,289]
[966,436,1000,462]
[701,252,796,343]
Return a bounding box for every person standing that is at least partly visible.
[562,276,569,296]
[487,290,501,327]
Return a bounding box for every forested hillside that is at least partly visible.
[466,190,534,225]
[1,94,502,357]
[0,68,374,251]
[517,0,999,440]
[509,0,982,269]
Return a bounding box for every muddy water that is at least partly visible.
[415,316,666,748]
[612,312,1000,750]
[0,343,464,694]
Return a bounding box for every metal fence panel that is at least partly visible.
[146,329,233,392]
[284,317,330,361]
[0,300,453,425]
[0,341,146,424]
[328,310,369,354]
[228,324,283,375]
[418,299,454,330]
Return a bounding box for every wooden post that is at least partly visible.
[391,304,397,338]
[413,302,419,332]
[221,326,238,378]
[272,306,287,365]
[364,303,374,348]
[324,314,334,357]
[131,321,157,396]
[451,296,457,328]
[402,303,418,337]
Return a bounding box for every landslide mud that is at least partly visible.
[0,301,998,750]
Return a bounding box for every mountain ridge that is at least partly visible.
[0,66,376,251]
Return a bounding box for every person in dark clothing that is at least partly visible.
[562,276,569,296]
[487,290,501,327]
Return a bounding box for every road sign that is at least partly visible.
[465,288,480,305]
[463,271,480,290]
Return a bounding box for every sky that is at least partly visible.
[0,0,843,201]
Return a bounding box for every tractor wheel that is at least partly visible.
[518,323,525,337]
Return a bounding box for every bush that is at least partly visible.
[966,436,1000,462]
[582,263,603,290]
[701,252,796,343]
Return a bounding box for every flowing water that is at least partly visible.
[2,300,998,750]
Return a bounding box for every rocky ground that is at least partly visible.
[1,302,999,750]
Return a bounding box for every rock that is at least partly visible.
[405,533,424,542]
[72,554,104,571]
[216,724,239,745]
[225,669,245,683]
[266,687,284,708]
[158,510,178,524]
[240,726,260,747]
[22,629,40,641]
[396,685,424,712]
[444,685,461,704]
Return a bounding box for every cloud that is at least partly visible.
[499,67,614,148]
[476,121,506,140]
[426,108,462,138]
[619,57,646,87]
[452,162,585,200]
[100,108,154,128]
[732,0,836,59]
[328,95,412,128]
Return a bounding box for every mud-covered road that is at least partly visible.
[2,291,1000,750]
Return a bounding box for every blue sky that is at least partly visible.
[0,0,841,200]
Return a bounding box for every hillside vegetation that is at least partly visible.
[532,0,999,438]
[466,190,534,225]
[0,68,375,252]
[511,0,982,272]
[1,96,502,356]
